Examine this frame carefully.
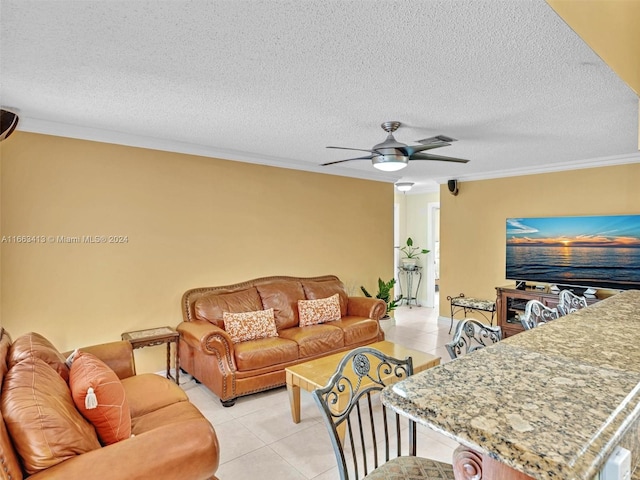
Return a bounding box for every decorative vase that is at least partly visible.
[401,258,418,269]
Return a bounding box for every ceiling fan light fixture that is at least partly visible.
[395,182,414,192]
[372,154,408,171]
[321,122,469,169]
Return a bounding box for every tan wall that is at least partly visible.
[0,132,393,371]
[439,163,640,320]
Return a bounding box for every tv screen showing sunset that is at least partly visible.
[506,215,640,290]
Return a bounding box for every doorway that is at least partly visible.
[425,202,440,308]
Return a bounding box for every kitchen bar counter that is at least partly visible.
[381,289,640,480]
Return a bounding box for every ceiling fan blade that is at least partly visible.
[416,135,458,145]
[327,146,378,154]
[403,143,451,156]
[320,155,373,166]
[410,153,470,163]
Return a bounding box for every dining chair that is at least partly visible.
[557,289,588,316]
[445,318,502,360]
[520,299,561,330]
[312,347,455,480]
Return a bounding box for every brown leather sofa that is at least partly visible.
[178,275,387,406]
[0,328,220,480]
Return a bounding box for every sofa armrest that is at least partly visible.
[28,418,219,480]
[347,296,387,320]
[177,320,236,371]
[64,341,136,380]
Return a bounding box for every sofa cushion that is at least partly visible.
[194,287,263,328]
[301,280,348,316]
[223,308,278,343]
[69,350,131,445]
[121,373,188,419]
[8,332,70,383]
[278,325,345,358]
[256,281,305,330]
[298,294,341,327]
[234,337,299,371]
[130,400,208,435]
[331,317,381,345]
[1,357,101,475]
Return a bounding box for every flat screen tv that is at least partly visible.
[506,214,640,291]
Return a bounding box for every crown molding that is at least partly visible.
[434,151,640,184]
[18,117,399,184]
[18,116,638,191]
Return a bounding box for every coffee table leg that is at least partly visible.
[286,371,301,423]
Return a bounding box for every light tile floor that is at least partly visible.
[182,304,459,479]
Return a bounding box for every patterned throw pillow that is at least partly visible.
[223,308,279,343]
[298,293,342,327]
[69,351,131,446]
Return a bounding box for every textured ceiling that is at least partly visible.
[1,0,638,193]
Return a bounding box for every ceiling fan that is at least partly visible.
[321,121,470,172]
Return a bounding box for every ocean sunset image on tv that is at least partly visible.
[506,215,640,291]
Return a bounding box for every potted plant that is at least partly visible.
[360,278,402,318]
[399,237,429,269]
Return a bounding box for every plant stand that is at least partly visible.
[397,265,422,308]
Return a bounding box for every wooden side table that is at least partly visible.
[121,326,180,385]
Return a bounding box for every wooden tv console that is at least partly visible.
[495,285,611,337]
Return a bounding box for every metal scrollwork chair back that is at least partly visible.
[557,289,588,316]
[312,347,454,480]
[445,318,502,360]
[520,299,561,330]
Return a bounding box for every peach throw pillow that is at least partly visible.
[223,308,279,343]
[298,293,341,326]
[69,351,131,445]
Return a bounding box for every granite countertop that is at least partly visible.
[381,289,640,480]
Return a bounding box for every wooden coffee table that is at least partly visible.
[285,340,440,428]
